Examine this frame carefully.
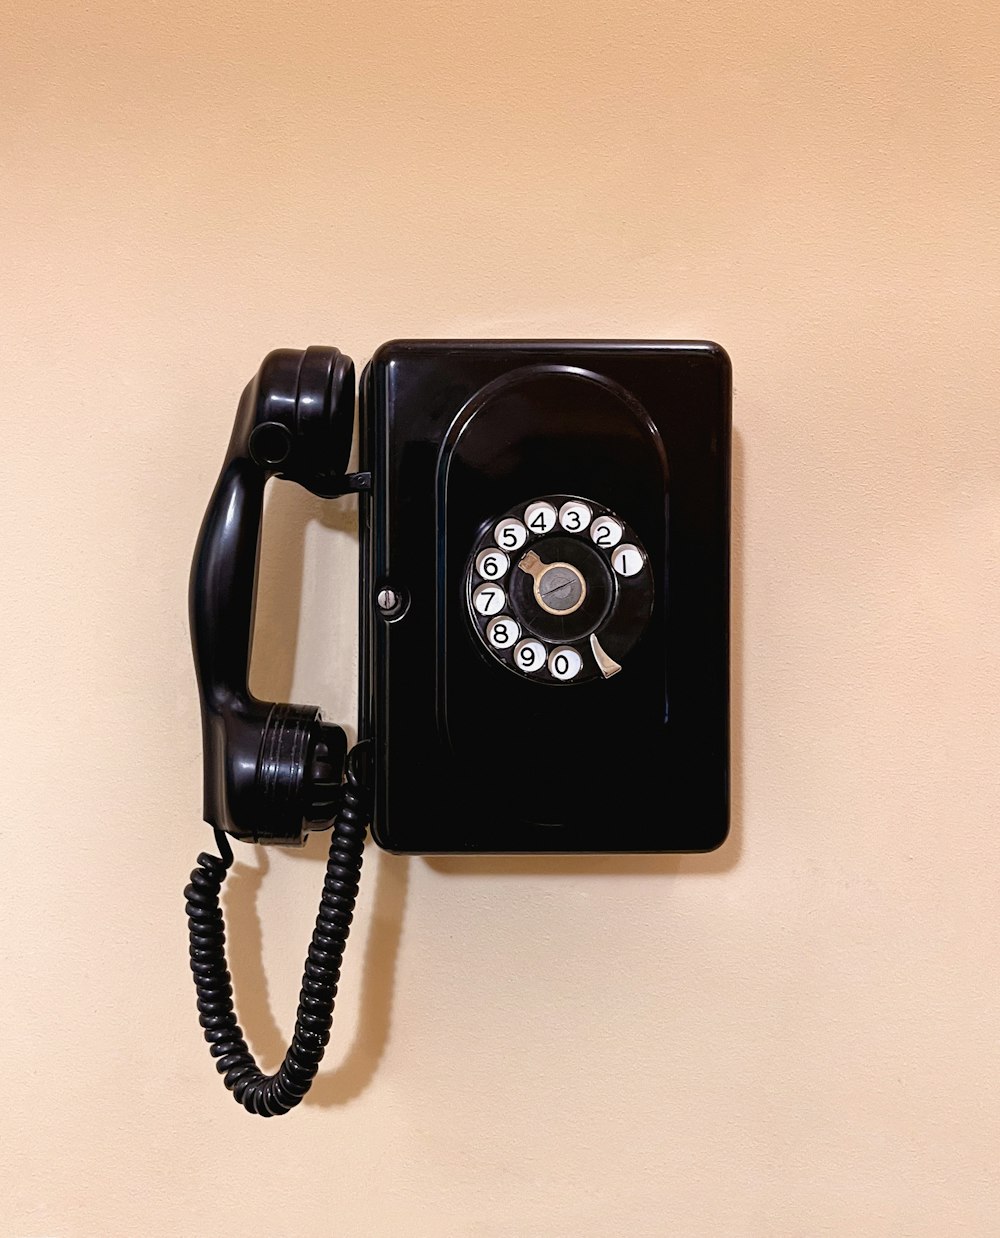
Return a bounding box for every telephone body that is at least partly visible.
[187,340,731,1114]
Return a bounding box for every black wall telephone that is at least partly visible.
[186,340,731,1115]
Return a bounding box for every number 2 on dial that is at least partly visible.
[590,515,623,548]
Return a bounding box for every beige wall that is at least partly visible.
[3,0,998,1234]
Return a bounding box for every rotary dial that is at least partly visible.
[465,494,654,684]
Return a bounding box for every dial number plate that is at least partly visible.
[466,494,654,684]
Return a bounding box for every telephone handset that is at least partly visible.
[186,340,731,1114]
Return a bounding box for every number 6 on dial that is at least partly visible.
[476,549,509,579]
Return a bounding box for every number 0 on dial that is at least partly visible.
[548,646,583,681]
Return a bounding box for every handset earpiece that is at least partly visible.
[189,345,355,844]
[249,344,356,490]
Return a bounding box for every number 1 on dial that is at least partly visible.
[611,543,644,577]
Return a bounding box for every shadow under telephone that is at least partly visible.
[186,340,731,1115]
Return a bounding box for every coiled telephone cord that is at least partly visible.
[184,748,369,1116]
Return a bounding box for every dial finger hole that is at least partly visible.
[559,500,592,533]
[514,639,546,674]
[494,518,527,551]
[524,501,557,535]
[473,583,506,615]
[590,515,623,548]
[611,543,645,577]
[486,615,520,649]
[475,548,510,580]
[548,645,583,681]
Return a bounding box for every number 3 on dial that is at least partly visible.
[559,500,592,532]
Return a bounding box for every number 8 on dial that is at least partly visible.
[486,615,519,648]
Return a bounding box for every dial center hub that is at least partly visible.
[537,563,585,613]
[517,550,587,616]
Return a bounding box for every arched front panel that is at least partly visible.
[435,365,669,836]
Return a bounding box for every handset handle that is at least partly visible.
[190,346,355,843]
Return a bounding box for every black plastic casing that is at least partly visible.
[358,341,731,854]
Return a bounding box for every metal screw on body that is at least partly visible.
[377,588,399,613]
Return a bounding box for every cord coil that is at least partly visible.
[184,744,370,1116]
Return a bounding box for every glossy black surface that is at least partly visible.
[190,347,353,843]
[360,341,731,853]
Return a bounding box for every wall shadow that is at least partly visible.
[250,476,358,747]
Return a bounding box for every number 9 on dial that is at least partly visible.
[513,639,545,673]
